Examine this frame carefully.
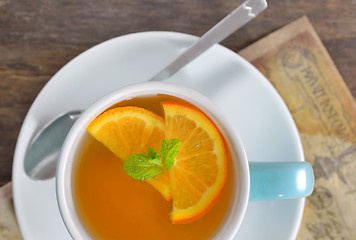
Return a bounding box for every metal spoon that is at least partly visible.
[25,111,81,179]
[24,0,267,180]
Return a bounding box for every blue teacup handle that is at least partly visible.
[249,162,314,201]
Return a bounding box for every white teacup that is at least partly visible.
[56,81,313,239]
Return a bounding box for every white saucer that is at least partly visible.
[13,32,305,240]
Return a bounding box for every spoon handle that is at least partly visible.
[149,0,267,82]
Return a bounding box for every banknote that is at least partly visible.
[239,15,356,240]
[0,182,22,240]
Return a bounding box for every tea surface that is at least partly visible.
[72,95,233,240]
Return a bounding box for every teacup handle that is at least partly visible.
[249,162,314,201]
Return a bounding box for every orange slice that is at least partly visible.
[87,106,171,200]
[162,101,228,224]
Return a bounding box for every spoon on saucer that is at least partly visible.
[25,0,267,180]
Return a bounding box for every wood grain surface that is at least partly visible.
[0,0,355,186]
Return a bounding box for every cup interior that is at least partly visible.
[56,82,250,240]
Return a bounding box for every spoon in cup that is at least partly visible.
[25,0,267,180]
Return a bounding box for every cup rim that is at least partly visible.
[56,81,250,240]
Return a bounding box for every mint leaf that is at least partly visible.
[160,139,182,169]
[123,152,164,180]
[147,147,162,165]
[123,139,181,180]
[147,147,159,160]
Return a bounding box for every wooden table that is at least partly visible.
[1,0,355,186]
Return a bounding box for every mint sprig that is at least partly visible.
[123,151,164,181]
[160,139,181,169]
[123,139,181,180]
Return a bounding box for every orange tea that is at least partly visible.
[72,94,234,239]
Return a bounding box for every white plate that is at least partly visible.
[13,32,305,240]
